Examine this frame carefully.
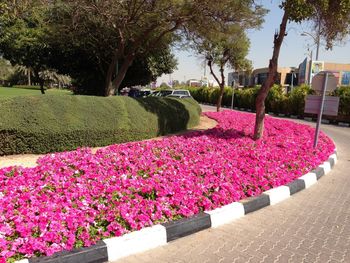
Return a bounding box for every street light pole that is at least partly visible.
[301,21,321,60]
[315,21,321,60]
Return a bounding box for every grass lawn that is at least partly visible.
[0,86,72,97]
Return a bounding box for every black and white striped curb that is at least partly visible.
[16,151,337,263]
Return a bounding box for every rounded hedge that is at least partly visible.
[0,95,201,155]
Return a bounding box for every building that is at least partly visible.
[228,58,350,91]
[186,78,215,87]
[187,79,202,87]
[298,59,350,86]
[228,67,298,90]
[227,71,251,87]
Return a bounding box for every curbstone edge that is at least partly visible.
[240,194,270,214]
[162,212,211,242]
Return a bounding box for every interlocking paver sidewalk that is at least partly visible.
[114,114,350,263]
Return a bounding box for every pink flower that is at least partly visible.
[0,110,335,262]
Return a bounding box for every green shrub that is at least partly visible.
[0,95,201,155]
[286,85,314,116]
[222,87,234,106]
[233,86,259,110]
[265,85,286,113]
[185,84,350,122]
[334,86,350,117]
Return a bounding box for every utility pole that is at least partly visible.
[301,19,321,61]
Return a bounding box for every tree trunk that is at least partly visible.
[104,58,117,96]
[39,80,45,94]
[253,10,289,140]
[39,79,45,94]
[34,70,45,94]
[109,55,134,96]
[208,60,225,112]
[28,69,31,86]
[217,84,225,112]
[216,65,226,112]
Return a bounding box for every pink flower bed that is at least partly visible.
[0,111,335,262]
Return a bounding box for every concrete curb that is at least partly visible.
[15,151,338,263]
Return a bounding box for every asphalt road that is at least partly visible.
[114,105,350,263]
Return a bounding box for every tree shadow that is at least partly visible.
[135,97,252,141]
[178,126,251,141]
[134,97,192,136]
[9,86,46,91]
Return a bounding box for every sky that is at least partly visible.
[157,1,350,85]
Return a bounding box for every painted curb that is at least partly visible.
[28,241,108,263]
[15,151,338,263]
[240,194,270,214]
[162,212,211,242]
[205,202,244,228]
[104,225,167,262]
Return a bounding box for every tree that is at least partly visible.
[0,1,51,94]
[254,0,350,140]
[196,27,253,112]
[308,0,350,49]
[187,1,265,111]
[47,38,177,95]
[120,48,177,89]
[51,0,267,96]
[0,58,14,86]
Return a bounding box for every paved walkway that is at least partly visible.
[114,107,350,263]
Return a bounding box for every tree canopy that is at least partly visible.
[44,0,262,95]
[1,0,267,96]
[188,0,265,111]
[192,25,254,111]
[0,1,51,93]
[0,57,14,85]
[0,0,180,95]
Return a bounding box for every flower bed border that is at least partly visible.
[14,150,337,263]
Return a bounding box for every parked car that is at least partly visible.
[155,89,192,97]
[128,88,152,98]
[149,91,160,97]
[167,94,192,99]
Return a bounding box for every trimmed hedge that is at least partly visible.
[186,85,350,122]
[333,86,350,117]
[0,95,201,155]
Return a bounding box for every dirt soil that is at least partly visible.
[0,115,217,169]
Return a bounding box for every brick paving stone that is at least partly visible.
[112,117,350,263]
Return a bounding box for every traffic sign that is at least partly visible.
[306,71,340,148]
[312,71,338,92]
[305,95,340,116]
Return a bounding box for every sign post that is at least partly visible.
[231,80,236,109]
[313,72,328,148]
[305,71,339,148]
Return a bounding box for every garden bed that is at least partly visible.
[0,111,335,262]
